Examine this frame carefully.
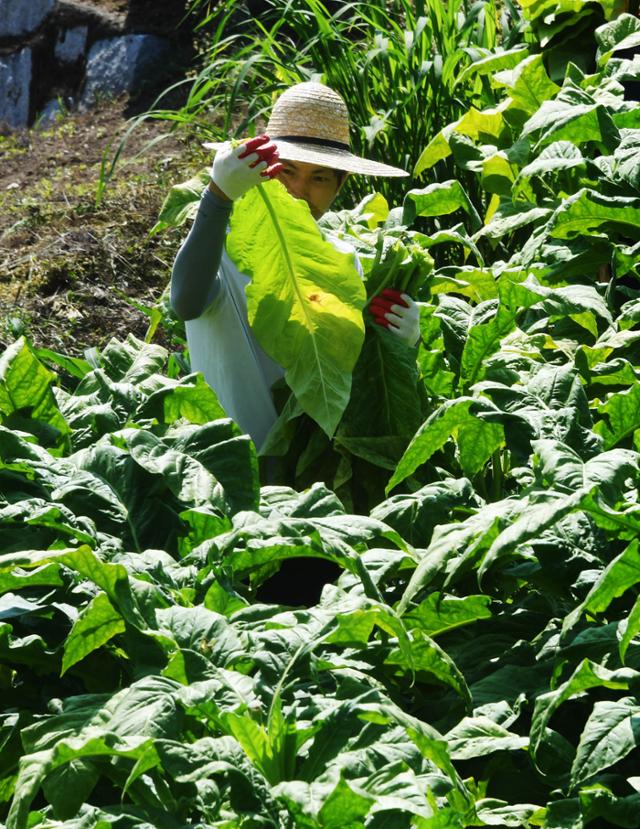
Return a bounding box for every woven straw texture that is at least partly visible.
[266,82,351,145]
[205,82,408,177]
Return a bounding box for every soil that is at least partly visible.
[0,95,202,358]
[59,0,189,25]
[78,0,128,13]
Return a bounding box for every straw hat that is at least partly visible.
[204,82,408,178]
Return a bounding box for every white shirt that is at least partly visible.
[174,189,360,452]
[185,247,285,452]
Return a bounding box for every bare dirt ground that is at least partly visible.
[0,96,199,357]
[80,0,129,13]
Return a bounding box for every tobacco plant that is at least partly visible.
[2,6,640,829]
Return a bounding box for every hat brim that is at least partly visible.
[202,139,408,178]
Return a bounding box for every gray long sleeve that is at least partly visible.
[170,187,233,321]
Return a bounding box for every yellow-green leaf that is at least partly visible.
[61,593,125,675]
[227,180,366,437]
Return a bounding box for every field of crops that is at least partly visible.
[2,0,640,827]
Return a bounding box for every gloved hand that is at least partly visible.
[210,135,282,201]
[369,288,421,347]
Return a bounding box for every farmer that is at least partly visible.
[170,81,419,452]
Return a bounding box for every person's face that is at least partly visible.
[276,159,345,219]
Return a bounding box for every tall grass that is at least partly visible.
[173,0,528,204]
[98,0,527,208]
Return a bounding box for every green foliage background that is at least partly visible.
[2,1,640,827]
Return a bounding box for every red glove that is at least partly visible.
[369,288,420,346]
[237,135,283,178]
[210,135,283,200]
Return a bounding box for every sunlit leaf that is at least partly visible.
[227,180,366,436]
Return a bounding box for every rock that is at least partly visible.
[0,47,32,127]
[79,33,170,108]
[0,0,55,38]
[55,25,88,64]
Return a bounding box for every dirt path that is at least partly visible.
[0,97,195,356]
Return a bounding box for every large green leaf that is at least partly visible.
[339,324,422,439]
[274,775,374,827]
[513,141,586,197]
[520,95,619,152]
[371,478,478,548]
[580,787,640,828]
[474,203,552,241]
[61,440,179,552]
[548,189,640,240]
[40,761,100,823]
[478,441,639,579]
[517,0,604,23]
[203,511,405,602]
[96,334,167,385]
[318,776,375,828]
[477,490,586,582]
[386,630,472,706]
[9,677,183,825]
[151,169,210,234]
[0,563,63,596]
[529,660,639,768]
[494,54,560,115]
[386,397,504,491]
[481,152,519,196]
[535,440,638,496]
[445,716,528,760]
[596,13,640,61]
[8,734,158,829]
[165,420,260,514]
[61,592,125,675]
[406,592,492,636]
[138,372,227,426]
[474,799,543,827]
[562,539,640,637]
[414,107,508,176]
[397,498,522,612]
[430,267,498,302]
[459,306,518,389]
[0,339,69,449]
[124,428,221,507]
[570,697,640,789]
[156,605,241,671]
[403,180,482,229]
[8,546,146,629]
[594,383,640,449]
[612,132,640,191]
[457,416,505,475]
[456,46,530,86]
[227,179,366,437]
[0,499,96,552]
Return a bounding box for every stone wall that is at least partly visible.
[0,0,191,128]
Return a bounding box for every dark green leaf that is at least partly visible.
[406,593,492,637]
[61,592,125,675]
[530,660,639,767]
[570,697,640,789]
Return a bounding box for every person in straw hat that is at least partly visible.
[171,81,420,452]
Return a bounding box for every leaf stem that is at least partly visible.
[491,449,503,502]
